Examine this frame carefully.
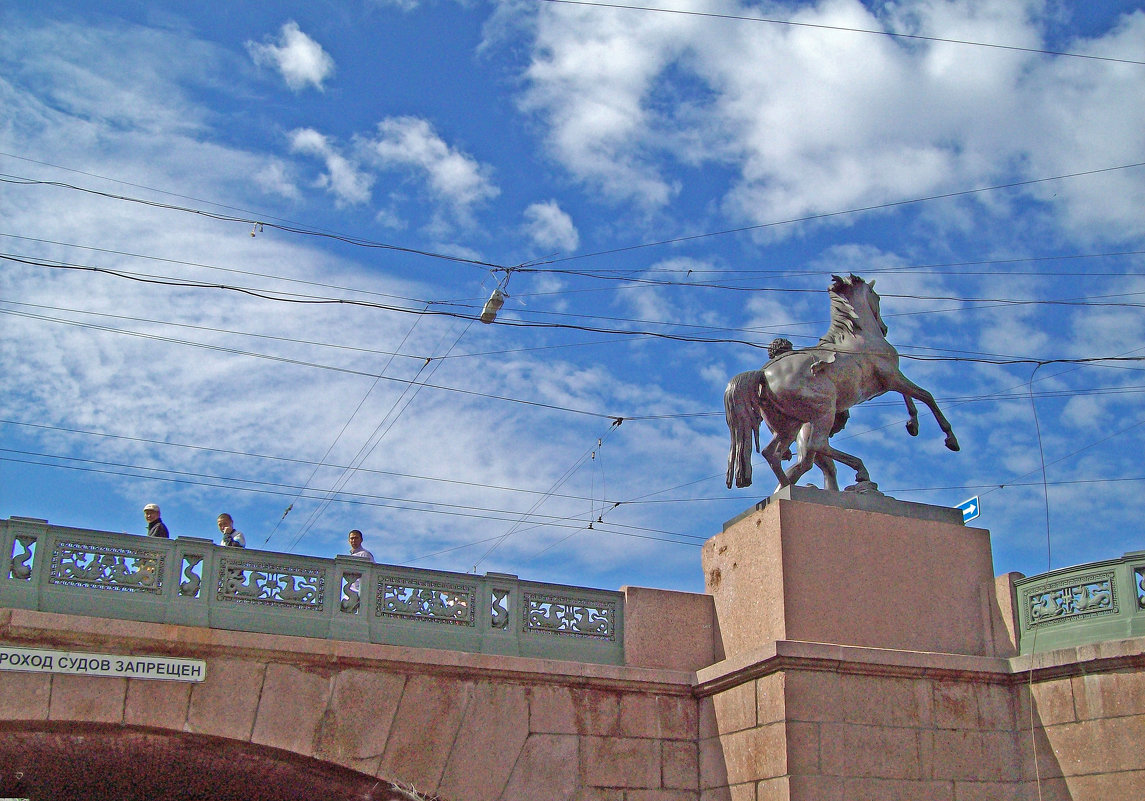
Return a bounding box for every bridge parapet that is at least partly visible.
[0,516,624,665]
[1014,549,1145,654]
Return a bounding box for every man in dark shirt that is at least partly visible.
[143,503,170,538]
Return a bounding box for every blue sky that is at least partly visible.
[2,0,1144,594]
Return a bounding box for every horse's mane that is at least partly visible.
[818,276,863,346]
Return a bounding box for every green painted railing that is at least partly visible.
[1014,550,1145,654]
[0,517,624,665]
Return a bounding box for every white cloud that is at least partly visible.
[362,116,500,221]
[512,0,1145,243]
[367,0,421,10]
[1060,394,1104,430]
[0,9,719,585]
[252,160,302,200]
[0,20,225,137]
[523,200,579,252]
[246,21,335,92]
[289,127,374,206]
[518,3,683,208]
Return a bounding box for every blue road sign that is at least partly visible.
[956,495,980,524]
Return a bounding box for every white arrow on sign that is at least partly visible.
[956,495,980,523]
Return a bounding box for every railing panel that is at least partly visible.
[1015,551,1145,653]
[0,518,625,665]
[517,580,625,665]
[36,523,177,624]
[367,564,485,652]
[0,517,49,610]
[205,547,338,640]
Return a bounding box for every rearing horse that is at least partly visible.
[725,274,959,492]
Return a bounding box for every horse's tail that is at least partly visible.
[724,371,764,489]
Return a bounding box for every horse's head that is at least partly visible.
[828,274,888,338]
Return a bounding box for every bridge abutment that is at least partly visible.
[2,501,1144,800]
[694,487,1143,801]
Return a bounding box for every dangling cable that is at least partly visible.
[286,299,483,552]
[1025,361,1052,801]
[470,417,623,571]
[265,304,432,548]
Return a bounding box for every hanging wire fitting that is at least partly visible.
[480,267,516,324]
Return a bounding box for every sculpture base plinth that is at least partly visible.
[704,486,999,658]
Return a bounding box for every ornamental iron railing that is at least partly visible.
[1014,550,1145,654]
[0,517,624,665]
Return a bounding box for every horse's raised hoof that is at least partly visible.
[906,420,919,437]
[945,434,960,451]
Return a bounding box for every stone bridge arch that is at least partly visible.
[0,721,409,801]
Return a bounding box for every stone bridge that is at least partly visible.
[2,490,1144,801]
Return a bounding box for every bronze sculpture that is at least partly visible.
[725,274,959,492]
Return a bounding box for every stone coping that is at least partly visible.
[693,635,1145,696]
[693,639,1013,696]
[722,483,964,530]
[8,607,1143,702]
[0,607,693,695]
[1009,634,1145,680]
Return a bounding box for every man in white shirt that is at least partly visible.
[348,529,374,561]
[345,529,374,608]
[217,513,246,547]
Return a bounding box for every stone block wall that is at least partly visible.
[695,642,1038,801]
[0,607,702,801]
[1017,641,1145,800]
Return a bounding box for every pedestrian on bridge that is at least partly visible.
[143,503,169,538]
[217,513,246,547]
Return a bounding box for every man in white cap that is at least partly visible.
[143,503,170,538]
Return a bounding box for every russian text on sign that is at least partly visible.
[0,647,205,682]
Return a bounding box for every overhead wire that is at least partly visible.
[14,251,1145,360]
[11,444,1142,520]
[7,353,1145,557]
[0,418,619,504]
[0,231,438,305]
[277,305,438,549]
[469,417,626,571]
[0,303,623,420]
[0,442,705,543]
[0,452,700,540]
[0,174,506,271]
[535,250,1145,278]
[1,252,781,350]
[499,255,1145,302]
[7,231,1143,316]
[4,161,1143,495]
[5,159,1143,286]
[7,367,1145,479]
[6,302,1145,434]
[0,298,629,363]
[522,161,1145,267]
[0,273,1113,383]
[284,302,483,552]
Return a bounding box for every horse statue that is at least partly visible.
[725,273,959,492]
